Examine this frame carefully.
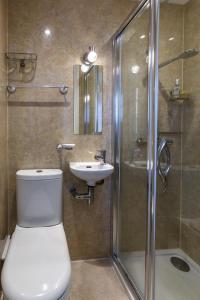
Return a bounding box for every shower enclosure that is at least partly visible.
[113,0,200,299]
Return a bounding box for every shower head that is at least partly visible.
[179,48,199,59]
[159,48,199,69]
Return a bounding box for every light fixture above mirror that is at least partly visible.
[81,46,98,73]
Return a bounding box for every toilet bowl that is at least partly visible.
[1,169,71,300]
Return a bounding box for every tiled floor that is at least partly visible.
[1,259,130,300]
[69,259,130,300]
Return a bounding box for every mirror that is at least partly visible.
[73,65,103,135]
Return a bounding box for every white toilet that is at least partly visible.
[1,169,71,300]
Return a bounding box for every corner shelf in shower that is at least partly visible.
[169,93,190,103]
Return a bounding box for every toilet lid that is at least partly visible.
[1,224,71,300]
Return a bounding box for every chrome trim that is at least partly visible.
[69,185,94,205]
[145,1,160,300]
[112,0,161,299]
[7,84,68,94]
[112,35,122,256]
[113,258,140,300]
[114,255,143,300]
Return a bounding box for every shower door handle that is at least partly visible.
[158,138,172,192]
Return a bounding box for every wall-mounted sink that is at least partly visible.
[69,162,114,186]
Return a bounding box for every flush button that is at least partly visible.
[36,170,43,173]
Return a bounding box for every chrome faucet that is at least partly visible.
[94,150,106,164]
[56,143,75,151]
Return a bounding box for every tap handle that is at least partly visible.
[96,149,106,155]
[95,149,106,163]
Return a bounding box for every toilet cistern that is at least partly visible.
[1,169,71,300]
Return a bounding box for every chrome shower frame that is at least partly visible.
[112,0,160,299]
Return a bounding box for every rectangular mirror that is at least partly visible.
[73,65,103,135]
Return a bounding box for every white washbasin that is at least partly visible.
[69,162,114,186]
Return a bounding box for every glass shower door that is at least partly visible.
[114,2,150,298]
[155,0,200,299]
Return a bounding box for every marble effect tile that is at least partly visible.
[181,0,200,265]
[7,0,137,259]
[69,259,129,300]
[0,0,8,239]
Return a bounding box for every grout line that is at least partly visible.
[71,257,112,263]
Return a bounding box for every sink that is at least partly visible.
[69,162,114,186]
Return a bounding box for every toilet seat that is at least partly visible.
[1,223,71,300]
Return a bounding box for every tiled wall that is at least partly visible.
[156,3,184,250]
[181,0,200,264]
[7,0,136,259]
[158,0,200,263]
[0,0,8,240]
[7,0,200,264]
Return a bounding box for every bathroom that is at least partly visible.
[0,0,200,299]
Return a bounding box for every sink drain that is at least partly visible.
[170,256,190,272]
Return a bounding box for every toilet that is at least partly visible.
[1,169,71,300]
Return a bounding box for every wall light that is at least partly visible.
[44,28,52,37]
[81,64,90,73]
[87,46,97,63]
[131,65,140,74]
[81,46,98,72]
[140,34,146,39]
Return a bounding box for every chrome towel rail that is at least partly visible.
[7,84,68,96]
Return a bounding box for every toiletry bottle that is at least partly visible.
[172,78,180,98]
